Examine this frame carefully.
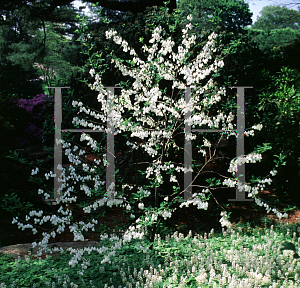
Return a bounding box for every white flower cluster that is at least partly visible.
[228,153,262,174]
[80,184,91,197]
[244,124,263,137]
[31,167,39,175]
[44,170,56,180]
[83,198,107,214]
[223,178,237,188]
[161,210,172,220]
[145,161,176,180]
[179,197,209,210]
[252,124,263,130]
[80,133,101,152]
[254,197,288,219]
[122,225,144,243]
[203,138,211,147]
[219,211,232,230]
[136,186,151,198]
[69,224,85,242]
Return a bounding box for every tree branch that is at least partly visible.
[0,0,177,19]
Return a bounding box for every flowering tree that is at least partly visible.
[12,10,288,273]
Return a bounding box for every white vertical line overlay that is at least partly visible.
[106,87,116,202]
[184,88,193,200]
[48,86,253,205]
[228,86,253,201]
[53,87,70,204]
[47,86,117,204]
[184,86,254,202]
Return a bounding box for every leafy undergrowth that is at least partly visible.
[1,220,300,287]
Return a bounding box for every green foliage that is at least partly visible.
[0,1,88,178]
[0,1,85,98]
[249,27,300,52]
[248,6,300,52]
[1,191,34,216]
[242,66,300,204]
[0,97,18,148]
[177,0,253,34]
[252,5,300,31]
[31,21,83,93]
[254,66,300,159]
[0,6,44,99]
[1,224,300,286]
[280,241,300,259]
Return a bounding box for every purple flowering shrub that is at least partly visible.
[8,94,54,148]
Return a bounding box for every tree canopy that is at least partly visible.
[177,0,253,34]
[0,0,176,18]
[251,5,300,30]
[248,5,300,52]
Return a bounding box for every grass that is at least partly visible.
[1,219,300,287]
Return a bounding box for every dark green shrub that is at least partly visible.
[246,66,300,205]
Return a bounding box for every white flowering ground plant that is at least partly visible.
[11,10,289,274]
